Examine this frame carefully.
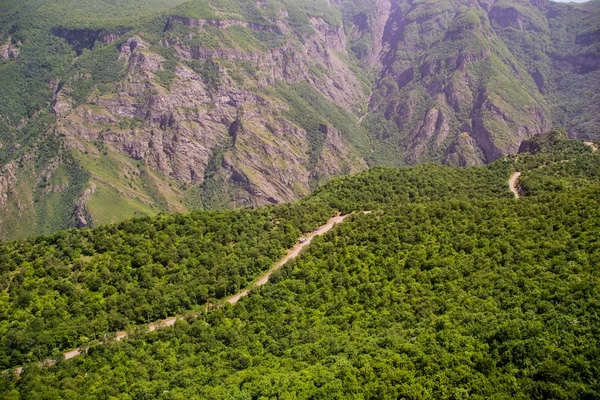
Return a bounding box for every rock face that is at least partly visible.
[0,162,18,210]
[353,0,556,166]
[54,14,368,213]
[0,39,19,60]
[341,0,599,165]
[71,183,96,228]
[51,28,130,55]
[0,0,598,239]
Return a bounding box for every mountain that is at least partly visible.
[353,0,600,165]
[0,0,599,240]
[1,134,599,397]
[0,0,372,240]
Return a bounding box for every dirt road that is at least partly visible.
[507,142,596,201]
[224,214,349,305]
[509,172,521,199]
[585,141,598,151]
[11,213,352,374]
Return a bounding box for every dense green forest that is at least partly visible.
[6,188,599,399]
[1,136,599,398]
[0,204,331,369]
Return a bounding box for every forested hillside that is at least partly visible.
[1,136,599,398]
[1,0,599,240]
[0,203,332,369]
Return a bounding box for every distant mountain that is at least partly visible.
[0,0,598,240]
[352,0,600,165]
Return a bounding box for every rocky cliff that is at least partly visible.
[0,0,598,239]
[52,13,369,207]
[341,0,599,167]
[0,1,373,239]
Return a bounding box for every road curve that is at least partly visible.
[10,213,353,375]
[509,172,521,199]
[508,141,597,199]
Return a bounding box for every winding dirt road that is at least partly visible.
[11,213,352,374]
[507,141,596,201]
[509,172,521,199]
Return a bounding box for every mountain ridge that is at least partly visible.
[0,0,598,240]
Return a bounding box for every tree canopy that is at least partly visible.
[1,135,599,398]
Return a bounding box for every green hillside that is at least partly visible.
[1,136,599,398]
[0,204,332,369]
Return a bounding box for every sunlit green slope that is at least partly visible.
[1,135,599,398]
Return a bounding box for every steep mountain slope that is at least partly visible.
[0,0,372,240]
[1,136,599,397]
[491,0,600,141]
[350,0,600,166]
[0,0,599,241]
